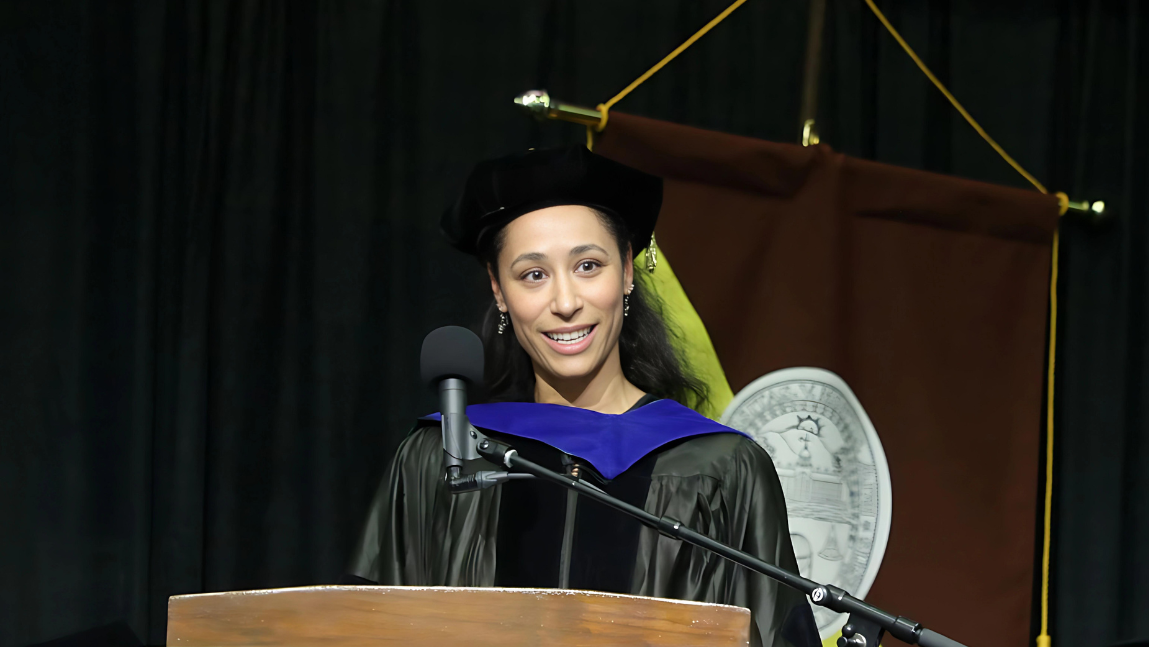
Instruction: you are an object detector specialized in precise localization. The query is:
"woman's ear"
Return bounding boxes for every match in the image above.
[487,264,506,311]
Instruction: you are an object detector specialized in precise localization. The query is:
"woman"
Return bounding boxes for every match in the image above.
[346,146,817,647]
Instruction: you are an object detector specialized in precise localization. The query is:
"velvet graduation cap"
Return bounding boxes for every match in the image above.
[440,146,663,259]
[425,400,747,480]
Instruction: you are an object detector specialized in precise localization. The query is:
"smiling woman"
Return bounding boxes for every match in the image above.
[346,147,818,647]
[480,203,704,413]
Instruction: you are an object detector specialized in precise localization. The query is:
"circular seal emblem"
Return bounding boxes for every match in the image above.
[721,367,892,639]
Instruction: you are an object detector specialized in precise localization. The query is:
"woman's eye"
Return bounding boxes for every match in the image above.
[577,261,600,273]
[523,270,545,282]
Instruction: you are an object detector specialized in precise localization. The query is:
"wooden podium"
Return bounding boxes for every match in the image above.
[168,585,751,646]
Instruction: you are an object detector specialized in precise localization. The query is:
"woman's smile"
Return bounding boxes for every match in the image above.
[542,324,598,355]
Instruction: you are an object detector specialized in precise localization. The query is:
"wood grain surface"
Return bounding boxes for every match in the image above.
[167,585,751,646]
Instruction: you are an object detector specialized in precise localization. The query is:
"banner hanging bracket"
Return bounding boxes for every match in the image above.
[1059,197,1107,221]
[515,90,602,128]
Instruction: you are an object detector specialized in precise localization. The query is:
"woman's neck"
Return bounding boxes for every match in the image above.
[533,348,646,414]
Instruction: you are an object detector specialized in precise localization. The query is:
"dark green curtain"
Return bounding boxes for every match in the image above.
[0,1,1144,646]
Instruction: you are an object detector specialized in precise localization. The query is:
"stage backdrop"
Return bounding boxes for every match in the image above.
[599,112,1058,647]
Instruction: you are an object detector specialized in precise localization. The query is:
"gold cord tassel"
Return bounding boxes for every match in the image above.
[645,235,659,272]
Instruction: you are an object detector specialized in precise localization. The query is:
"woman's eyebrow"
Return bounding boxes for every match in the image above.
[569,244,609,257]
[511,251,547,265]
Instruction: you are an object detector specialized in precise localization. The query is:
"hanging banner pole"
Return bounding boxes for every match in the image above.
[512,89,1105,220]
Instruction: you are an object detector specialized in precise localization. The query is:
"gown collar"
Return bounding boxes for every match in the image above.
[423,399,746,479]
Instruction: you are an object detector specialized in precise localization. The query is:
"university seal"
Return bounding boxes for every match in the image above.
[722,367,893,639]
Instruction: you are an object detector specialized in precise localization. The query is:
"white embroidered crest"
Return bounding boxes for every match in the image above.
[722,367,892,639]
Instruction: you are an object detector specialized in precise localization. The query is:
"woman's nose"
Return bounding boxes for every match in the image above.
[550,275,582,318]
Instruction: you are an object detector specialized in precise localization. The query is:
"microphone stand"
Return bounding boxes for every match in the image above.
[467,434,968,647]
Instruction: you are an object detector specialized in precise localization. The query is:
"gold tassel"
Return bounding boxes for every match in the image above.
[645,234,659,272]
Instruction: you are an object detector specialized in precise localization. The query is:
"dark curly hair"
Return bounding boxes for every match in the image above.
[477,208,707,410]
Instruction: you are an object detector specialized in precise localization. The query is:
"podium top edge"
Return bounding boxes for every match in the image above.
[168,585,751,613]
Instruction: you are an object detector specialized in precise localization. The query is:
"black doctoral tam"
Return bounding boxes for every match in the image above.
[441,146,662,258]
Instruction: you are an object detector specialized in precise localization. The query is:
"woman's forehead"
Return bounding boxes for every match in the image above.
[500,205,614,257]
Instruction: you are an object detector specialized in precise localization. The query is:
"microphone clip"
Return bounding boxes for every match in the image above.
[445,424,533,493]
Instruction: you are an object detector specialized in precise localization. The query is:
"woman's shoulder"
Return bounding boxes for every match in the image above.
[650,430,776,481]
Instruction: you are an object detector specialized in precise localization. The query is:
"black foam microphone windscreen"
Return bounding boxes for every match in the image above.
[420,326,484,387]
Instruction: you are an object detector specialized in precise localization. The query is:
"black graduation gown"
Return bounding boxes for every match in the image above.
[346,400,819,647]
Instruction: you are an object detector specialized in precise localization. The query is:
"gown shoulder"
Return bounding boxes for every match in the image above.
[651,430,780,481]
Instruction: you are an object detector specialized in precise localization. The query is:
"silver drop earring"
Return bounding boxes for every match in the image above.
[498,311,508,334]
[623,294,630,317]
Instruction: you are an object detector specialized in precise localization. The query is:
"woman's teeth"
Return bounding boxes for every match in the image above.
[545,326,593,344]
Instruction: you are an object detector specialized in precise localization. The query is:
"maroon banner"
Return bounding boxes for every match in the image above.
[598,112,1057,647]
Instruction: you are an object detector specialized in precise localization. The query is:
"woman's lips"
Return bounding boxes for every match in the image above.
[541,324,597,355]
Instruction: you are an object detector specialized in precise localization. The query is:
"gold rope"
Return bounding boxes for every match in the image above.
[862,2,1061,645]
[1038,228,1058,647]
[586,0,750,147]
[863,0,1048,194]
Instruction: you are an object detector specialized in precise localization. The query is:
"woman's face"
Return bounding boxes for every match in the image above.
[490,205,633,385]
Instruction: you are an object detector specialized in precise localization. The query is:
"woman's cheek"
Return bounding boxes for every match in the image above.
[591,283,624,314]
[510,288,546,328]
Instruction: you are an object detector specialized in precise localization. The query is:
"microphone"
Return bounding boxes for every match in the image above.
[420,326,485,485]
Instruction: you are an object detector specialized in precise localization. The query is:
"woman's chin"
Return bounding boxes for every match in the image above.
[538,353,602,383]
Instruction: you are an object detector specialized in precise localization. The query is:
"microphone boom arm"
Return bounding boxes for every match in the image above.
[472,436,967,647]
